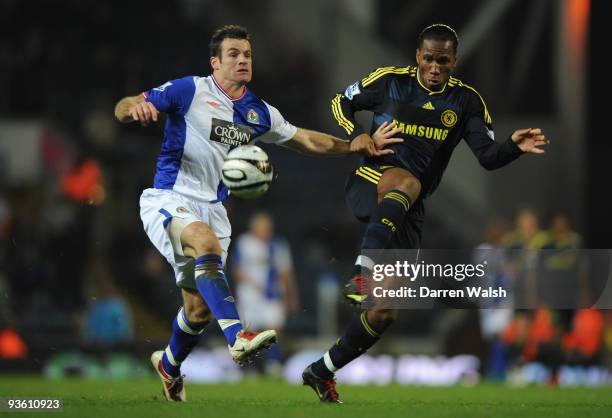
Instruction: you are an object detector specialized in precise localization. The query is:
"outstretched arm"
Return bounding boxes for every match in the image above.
[282,121,403,157]
[282,127,396,157]
[464,117,550,170]
[114,94,160,126]
[281,128,355,155]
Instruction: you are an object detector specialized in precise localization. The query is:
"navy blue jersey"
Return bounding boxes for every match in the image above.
[334,66,523,198]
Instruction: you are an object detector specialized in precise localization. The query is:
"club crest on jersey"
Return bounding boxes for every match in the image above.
[247,109,259,124]
[345,81,361,100]
[176,206,189,214]
[211,118,254,146]
[441,109,458,128]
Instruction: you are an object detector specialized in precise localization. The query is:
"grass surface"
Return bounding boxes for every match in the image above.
[1,376,611,418]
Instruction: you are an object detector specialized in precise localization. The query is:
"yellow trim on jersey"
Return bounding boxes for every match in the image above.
[360,312,379,338]
[355,168,380,184]
[416,68,448,95]
[360,166,382,178]
[361,66,413,87]
[331,94,354,134]
[449,77,492,125]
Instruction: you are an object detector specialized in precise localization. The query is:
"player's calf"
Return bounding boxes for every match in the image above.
[160,307,209,378]
[366,309,398,332]
[309,311,382,382]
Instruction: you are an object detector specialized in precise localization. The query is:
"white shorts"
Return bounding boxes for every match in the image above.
[139,188,231,289]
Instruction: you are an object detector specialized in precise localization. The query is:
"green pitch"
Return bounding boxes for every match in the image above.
[0,376,610,418]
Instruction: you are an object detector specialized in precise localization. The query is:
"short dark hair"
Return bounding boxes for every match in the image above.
[418,24,459,53]
[209,25,251,58]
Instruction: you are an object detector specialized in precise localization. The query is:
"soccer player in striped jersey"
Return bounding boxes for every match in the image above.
[303,24,550,403]
[114,25,393,402]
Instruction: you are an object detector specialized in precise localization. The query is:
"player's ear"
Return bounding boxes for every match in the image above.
[415,49,421,65]
[210,56,221,71]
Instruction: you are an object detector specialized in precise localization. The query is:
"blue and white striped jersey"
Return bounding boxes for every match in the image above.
[143,75,297,202]
[233,234,293,301]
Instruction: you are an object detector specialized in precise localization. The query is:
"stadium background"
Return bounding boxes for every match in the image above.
[0,0,607,390]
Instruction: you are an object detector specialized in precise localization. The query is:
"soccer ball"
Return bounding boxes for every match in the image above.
[222,145,273,199]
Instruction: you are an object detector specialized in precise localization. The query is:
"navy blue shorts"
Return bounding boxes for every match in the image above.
[345,163,423,249]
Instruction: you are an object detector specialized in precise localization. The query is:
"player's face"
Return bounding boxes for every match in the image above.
[517,210,538,236]
[416,39,457,91]
[214,38,252,84]
[250,214,273,241]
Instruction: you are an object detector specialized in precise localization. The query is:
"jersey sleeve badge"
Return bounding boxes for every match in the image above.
[344,81,361,100]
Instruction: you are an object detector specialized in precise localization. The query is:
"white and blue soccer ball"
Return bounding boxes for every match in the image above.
[222,145,273,199]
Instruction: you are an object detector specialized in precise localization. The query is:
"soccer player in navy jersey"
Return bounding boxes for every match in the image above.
[302,24,550,403]
[115,25,395,401]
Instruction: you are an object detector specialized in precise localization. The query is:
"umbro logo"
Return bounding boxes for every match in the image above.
[422,101,435,110]
[224,296,235,303]
[207,101,221,107]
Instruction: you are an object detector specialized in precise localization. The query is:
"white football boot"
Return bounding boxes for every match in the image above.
[229,329,277,365]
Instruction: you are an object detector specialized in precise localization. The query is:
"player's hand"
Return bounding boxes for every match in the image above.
[350,134,378,157]
[511,128,550,154]
[128,101,159,127]
[351,127,402,157]
[372,121,403,155]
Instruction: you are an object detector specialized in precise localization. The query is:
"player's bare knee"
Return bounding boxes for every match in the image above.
[377,170,421,204]
[181,222,223,258]
[398,176,421,201]
[191,238,222,258]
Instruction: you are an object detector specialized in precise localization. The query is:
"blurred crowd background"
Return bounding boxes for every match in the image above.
[1,0,607,385]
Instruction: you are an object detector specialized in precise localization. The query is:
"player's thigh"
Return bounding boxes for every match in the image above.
[181,287,213,323]
[377,167,421,204]
[172,219,223,258]
[345,171,378,222]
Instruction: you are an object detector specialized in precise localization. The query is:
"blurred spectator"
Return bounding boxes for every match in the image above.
[500,209,602,383]
[83,258,133,345]
[503,207,547,250]
[61,158,105,205]
[474,219,512,380]
[0,327,27,360]
[536,212,587,327]
[500,209,551,373]
[231,212,299,375]
[502,208,548,307]
[561,309,604,365]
